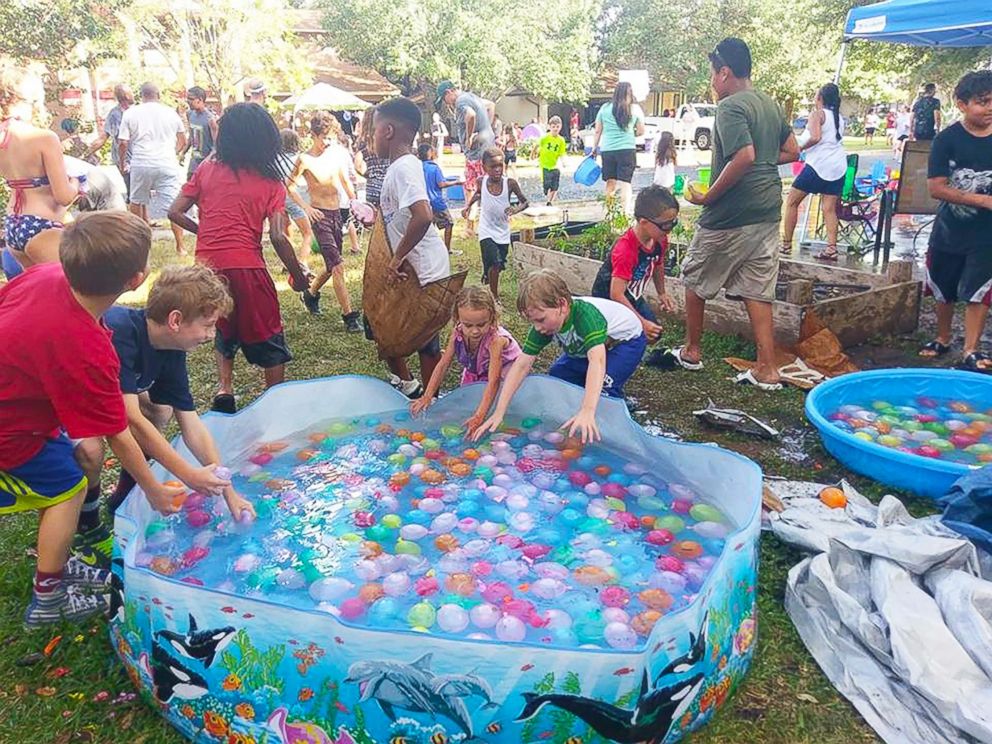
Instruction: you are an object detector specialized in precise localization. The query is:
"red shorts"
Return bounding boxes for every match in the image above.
[213,267,291,368]
[464,159,485,196]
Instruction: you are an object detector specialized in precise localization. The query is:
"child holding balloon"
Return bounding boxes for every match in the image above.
[411,286,522,432]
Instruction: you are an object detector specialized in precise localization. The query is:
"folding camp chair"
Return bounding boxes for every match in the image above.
[834,154,881,256]
[798,154,880,256]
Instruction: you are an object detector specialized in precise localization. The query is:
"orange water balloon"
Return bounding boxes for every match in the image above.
[671,540,703,559]
[819,486,847,509]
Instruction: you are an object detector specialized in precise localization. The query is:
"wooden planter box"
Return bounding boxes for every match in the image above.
[511,241,921,348]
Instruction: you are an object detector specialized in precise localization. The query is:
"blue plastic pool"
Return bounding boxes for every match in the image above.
[806,368,992,499]
[112,376,761,743]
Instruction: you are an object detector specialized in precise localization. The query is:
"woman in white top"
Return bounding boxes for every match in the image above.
[782,83,848,261]
[893,104,911,158]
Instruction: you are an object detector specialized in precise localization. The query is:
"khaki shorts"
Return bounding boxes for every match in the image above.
[681,222,780,302]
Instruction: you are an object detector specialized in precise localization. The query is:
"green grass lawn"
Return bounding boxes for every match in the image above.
[0,230,914,744]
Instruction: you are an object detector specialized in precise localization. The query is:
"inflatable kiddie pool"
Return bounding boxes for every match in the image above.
[111,376,761,744]
[806,369,992,499]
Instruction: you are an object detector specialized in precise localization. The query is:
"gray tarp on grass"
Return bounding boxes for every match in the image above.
[766,481,992,744]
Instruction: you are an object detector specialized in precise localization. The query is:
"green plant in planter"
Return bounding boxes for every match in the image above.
[516,139,539,161]
[573,197,630,259]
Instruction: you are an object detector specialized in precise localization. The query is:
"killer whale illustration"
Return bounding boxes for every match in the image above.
[155,613,236,668]
[345,652,498,739]
[150,643,209,703]
[516,612,709,744]
[109,556,125,624]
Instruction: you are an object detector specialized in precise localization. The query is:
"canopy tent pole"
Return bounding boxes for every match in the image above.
[834,40,849,85]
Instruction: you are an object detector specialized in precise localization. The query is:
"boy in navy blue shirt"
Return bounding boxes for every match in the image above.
[418,142,461,253]
[100,265,254,539]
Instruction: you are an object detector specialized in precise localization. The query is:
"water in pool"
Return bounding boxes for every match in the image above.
[827,395,992,465]
[136,411,733,650]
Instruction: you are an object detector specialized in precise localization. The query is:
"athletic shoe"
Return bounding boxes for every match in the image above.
[388,374,402,388]
[24,587,109,629]
[396,378,423,398]
[63,555,112,592]
[301,290,321,315]
[72,525,113,569]
[342,311,362,333]
[211,393,236,414]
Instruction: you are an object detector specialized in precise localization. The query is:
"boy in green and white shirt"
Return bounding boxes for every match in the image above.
[538,116,568,205]
[472,269,646,444]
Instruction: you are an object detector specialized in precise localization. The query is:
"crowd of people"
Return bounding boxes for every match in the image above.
[1,37,991,631]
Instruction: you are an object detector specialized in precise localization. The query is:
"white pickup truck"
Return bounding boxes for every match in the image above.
[646,102,717,150]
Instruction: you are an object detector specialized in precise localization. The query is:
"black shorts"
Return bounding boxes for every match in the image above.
[361,315,442,356]
[865,127,876,135]
[542,168,561,194]
[793,164,845,196]
[925,247,992,306]
[215,331,292,368]
[601,149,637,183]
[480,238,509,276]
[504,151,517,164]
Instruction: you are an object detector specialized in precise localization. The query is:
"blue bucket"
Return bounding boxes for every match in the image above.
[445,176,465,202]
[573,156,601,186]
[805,369,992,499]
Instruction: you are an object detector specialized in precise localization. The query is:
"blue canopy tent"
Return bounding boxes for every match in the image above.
[835,0,992,83]
[843,0,992,47]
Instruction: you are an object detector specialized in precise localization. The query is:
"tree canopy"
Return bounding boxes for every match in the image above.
[320,0,601,101]
[0,0,124,69]
[125,0,312,101]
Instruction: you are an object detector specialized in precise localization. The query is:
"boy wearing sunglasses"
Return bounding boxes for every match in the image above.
[592,185,679,344]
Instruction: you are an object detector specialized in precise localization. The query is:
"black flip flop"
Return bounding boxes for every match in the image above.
[958,351,992,374]
[918,340,951,358]
[211,393,236,414]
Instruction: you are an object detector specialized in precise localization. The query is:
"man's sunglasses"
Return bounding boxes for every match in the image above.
[637,215,679,232]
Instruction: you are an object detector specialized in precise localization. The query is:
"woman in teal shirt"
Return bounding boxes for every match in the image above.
[592,82,645,214]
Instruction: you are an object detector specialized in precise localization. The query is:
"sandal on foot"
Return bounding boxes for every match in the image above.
[815,245,839,262]
[779,243,793,256]
[918,340,951,358]
[735,369,783,391]
[211,394,236,414]
[651,346,704,371]
[958,351,992,374]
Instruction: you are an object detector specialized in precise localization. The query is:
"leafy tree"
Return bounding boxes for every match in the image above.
[0,0,125,68]
[598,0,752,97]
[320,0,601,101]
[126,0,312,101]
[597,0,992,108]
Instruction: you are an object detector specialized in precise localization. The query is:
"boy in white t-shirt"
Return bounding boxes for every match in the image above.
[371,97,452,397]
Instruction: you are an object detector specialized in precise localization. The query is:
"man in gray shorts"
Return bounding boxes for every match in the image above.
[680,37,799,389]
[117,82,188,255]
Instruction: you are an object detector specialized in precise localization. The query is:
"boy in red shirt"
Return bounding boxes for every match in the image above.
[591,185,679,355]
[0,212,183,627]
[169,103,310,413]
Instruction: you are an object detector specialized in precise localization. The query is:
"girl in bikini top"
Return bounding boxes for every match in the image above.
[0,63,80,265]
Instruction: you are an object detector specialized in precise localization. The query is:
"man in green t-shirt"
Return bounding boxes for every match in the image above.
[538,116,568,206]
[676,37,799,390]
[471,269,645,444]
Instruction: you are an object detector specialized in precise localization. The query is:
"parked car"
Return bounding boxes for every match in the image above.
[576,117,661,152]
[646,103,717,150]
